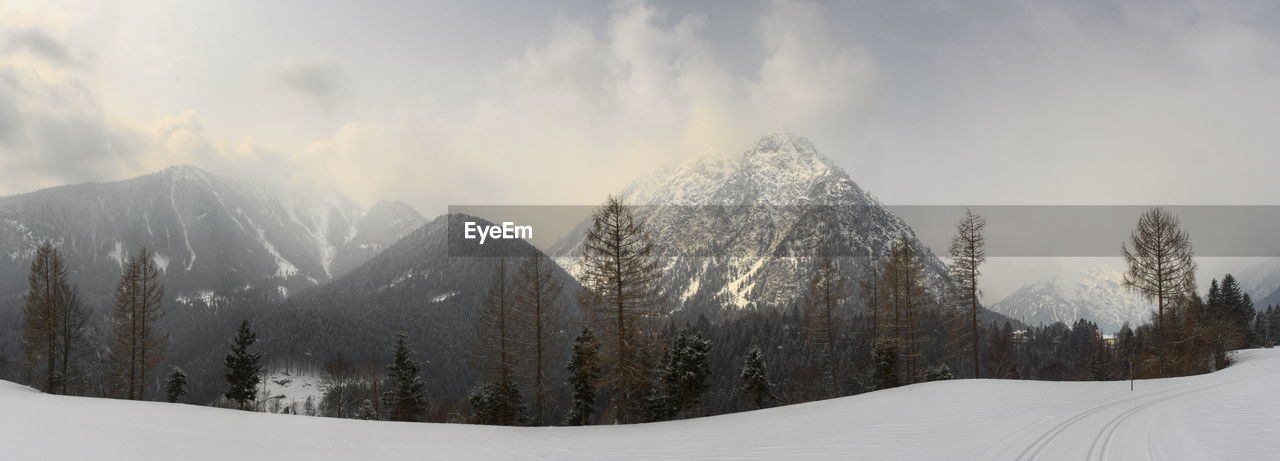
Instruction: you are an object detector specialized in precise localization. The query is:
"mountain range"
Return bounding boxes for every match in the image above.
[0,165,423,310]
[987,266,1154,334]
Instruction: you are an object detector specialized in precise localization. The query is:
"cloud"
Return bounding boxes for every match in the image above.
[275,58,350,113]
[3,29,77,66]
[295,0,879,213]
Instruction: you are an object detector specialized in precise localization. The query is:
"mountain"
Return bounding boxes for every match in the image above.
[0,166,424,394]
[0,165,423,309]
[251,214,582,403]
[550,132,952,318]
[988,266,1154,333]
[1236,258,1280,308]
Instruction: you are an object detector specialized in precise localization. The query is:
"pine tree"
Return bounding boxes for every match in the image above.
[511,249,565,426]
[738,346,774,409]
[468,380,528,426]
[871,339,899,390]
[384,332,428,422]
[224,319,263,410]
[987,322,1019,379]
[804,254,849,397]
[923,364,953,381]
[564,328,602,426]
[655,330,711,419]
[165,367,187,403]
[1087,344,1111,381]
[110,248,167,400]
[580,196,663,424]
[948,209,986,378]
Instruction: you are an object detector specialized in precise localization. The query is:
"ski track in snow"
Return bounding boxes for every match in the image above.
[3,349,1280,460]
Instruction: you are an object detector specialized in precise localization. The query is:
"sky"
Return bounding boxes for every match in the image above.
[3,0,1280,297]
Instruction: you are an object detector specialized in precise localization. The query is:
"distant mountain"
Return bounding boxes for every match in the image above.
[0,165,423,309]
[1236,258,1280,308]
[988,267,1154,334]
[253,213,582,403]
[551,132,954,319]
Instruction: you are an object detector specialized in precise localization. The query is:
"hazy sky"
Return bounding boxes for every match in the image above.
[5,0,1280,213]
[4,0,1280,299]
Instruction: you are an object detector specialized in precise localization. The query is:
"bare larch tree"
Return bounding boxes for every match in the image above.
[580,196,663,424]
[512,249,565,426]
[879,237,929,384]
[949,209,986,378]
[22,241,77,393]
[474,259,516,384]
[111,247,167,400]
[804,254,850,397]
[1122,208,1196,351]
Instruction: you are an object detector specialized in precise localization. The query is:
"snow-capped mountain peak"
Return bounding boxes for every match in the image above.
[555,132,950,316]
[989,265,1154,333]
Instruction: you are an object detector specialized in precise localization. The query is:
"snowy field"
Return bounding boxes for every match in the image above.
[4,349,1279,460]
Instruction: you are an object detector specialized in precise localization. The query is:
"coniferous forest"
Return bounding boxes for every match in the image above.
[9,198,1270,426]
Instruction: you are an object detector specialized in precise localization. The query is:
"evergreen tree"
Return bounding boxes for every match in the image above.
[564,328,602,426]
[738,346,774,409]
[383,332,428,422]
[923,364,953,382]
[871,339,900,390]
[223,319,263,410]
[468,380,527,426]
[165,366,187,403]
[655,330,711,419]
[580,196,663,423]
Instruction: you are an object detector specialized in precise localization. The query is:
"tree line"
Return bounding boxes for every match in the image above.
[13,203,1276,426]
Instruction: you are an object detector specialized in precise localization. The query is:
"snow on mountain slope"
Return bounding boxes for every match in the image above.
[0,165,423,310]
[551,132,951,316]
[988,266,1154,333]
[1237,257,1280,308]
[3,348,1278,460]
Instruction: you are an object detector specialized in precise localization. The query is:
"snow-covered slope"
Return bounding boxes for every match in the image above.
[3,348,1278,460]
[988,266,1154,333]
[551,132,950,316]
[0,165,423,309]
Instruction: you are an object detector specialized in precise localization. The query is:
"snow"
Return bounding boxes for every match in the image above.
[169,177,197,271]
[151,252,169,274]
[108,241,125,269]
[262,369,324,410]
[4,347,1279,460]
[990,265,1155,333]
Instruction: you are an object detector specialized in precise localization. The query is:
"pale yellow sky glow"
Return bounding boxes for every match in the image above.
[3,0,1280,219]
